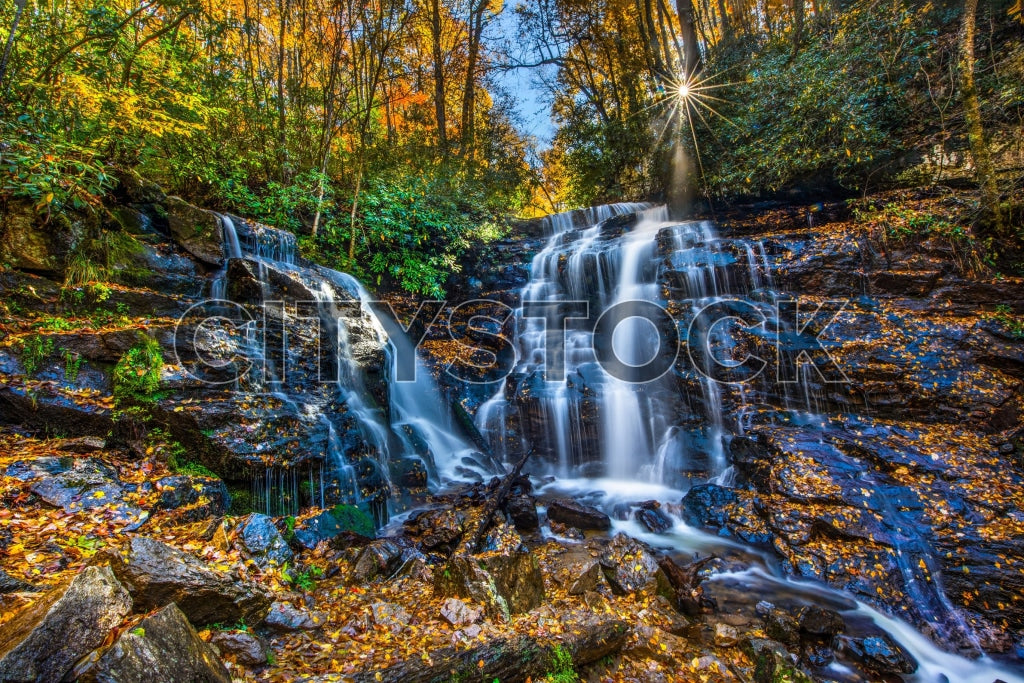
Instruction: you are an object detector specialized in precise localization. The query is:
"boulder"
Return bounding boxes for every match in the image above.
[635,501,673,534]
[238,514,293,570]
[403,508,466,552]
[165,196,224,267]
[505,495,539,531]
[0,566,132,682]
[91,603,230,683]
[264,602,327,633]
[714,622,739,647]
[840,634,917,675]
[568,562,605,596]
[546,499,611,531]
[599,534,672,598]
[370,602,412,634]
[433,554,504,618]
[0,202,71,273]
[439,598,483,627]
[107,536,271,627]
[480,549,546,614]
[796,605,845,637]
[154,475,229,522]
[209,630,270,667]
[351,539,404,583]
[763,608,800,648]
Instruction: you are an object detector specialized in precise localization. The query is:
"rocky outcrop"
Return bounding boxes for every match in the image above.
[165,196,223,266]
[89,603,231,683]
[0,566,132,682]
[107,536,272,627]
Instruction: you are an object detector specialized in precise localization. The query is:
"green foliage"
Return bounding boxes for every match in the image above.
[18,335,55,376]
[112,335,164,405]
[545,645,577,683]
[281,563,323,592]
[330,504,376,537]
[853,199,983,273]
[990,304,1024,338]
[63,349,83,383]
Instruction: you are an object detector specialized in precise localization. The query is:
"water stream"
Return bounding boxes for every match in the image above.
[473,205,1023,682]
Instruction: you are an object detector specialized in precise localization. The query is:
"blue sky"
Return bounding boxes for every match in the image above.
[487,6,556,146]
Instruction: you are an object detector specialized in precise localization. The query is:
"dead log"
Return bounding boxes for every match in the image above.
[352,616,629,683]
[658,555,715,616]
[462,448,534,554]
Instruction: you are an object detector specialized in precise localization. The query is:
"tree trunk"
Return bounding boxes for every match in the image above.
[430,0,448,152]
[352,618,629,683]
[276,0,289,181]
[789,0,804,63]
[0,0,28,92]
[675,0,702,78]
[460,0,486,157]
[959,0,1003,233]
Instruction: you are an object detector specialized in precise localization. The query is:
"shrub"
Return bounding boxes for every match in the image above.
[113,335,164,405]
[18,335,55,376]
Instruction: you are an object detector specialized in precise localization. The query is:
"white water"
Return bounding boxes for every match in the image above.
[473,204,1022,681]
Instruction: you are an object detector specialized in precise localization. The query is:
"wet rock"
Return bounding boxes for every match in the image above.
[568,562,604,595]
[370,602,412,634]
[0,569,36,594]
[763,608,800,648]
[351,539,404,583]
[635,501,673,534]
[403,508,466,552]
[742,638,811,683]
[546,498,611,530]
[0,383,114,438]
[626,624,688,663]
[30,458,123,510]
[209,630,270,667]
[165,196,223,266]
[238,514,293,570]
[599,534,672,599]
[840,634,917,674]
[155,475,229,522]
[680,483,739,530]
[91,603,230,683]
[481,549,546,615]
[797,605,845,637]
[56,436,107,454]
[433,554,503,617]
[0,566,132,682]
[714,622,739,647]
[107,536,271,627]
[804,642,834,666]
[264,602,327,632]
[548,520,585,539]
[440,598,483,627]
[505,495,539,531]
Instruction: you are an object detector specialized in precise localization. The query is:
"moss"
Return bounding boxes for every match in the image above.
[330,503,376,537]
[228,487,255,516]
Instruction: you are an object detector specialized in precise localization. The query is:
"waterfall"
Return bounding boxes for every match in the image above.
[476,204,790,486]
[210,216,477,521]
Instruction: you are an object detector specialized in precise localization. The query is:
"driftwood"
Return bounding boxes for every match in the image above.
[352,617,629,683]
[658,555,715,616]
[462,448,535,554]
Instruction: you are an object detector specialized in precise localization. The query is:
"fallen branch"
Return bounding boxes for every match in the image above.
[462,448,534,554]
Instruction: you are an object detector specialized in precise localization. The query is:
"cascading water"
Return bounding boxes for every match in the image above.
[474,204,1023,683]
[476,203,788,485]
[210,213,476,521]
